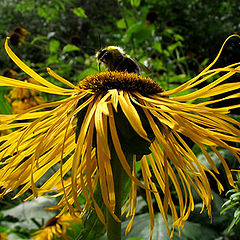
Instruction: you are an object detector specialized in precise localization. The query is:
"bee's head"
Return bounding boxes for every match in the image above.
[96,48,113,63]
[96,46,125,72]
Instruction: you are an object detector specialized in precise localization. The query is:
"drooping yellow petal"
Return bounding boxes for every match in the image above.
[118,91,149,141]
[141,157,155,240]
[4,37,74,93]
[108,104,151,191]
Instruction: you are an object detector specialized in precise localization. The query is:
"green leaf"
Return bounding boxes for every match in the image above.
[174,56,187,63]
[62,44,80,54]
[123,23,143,42]
[2,197,57,230]
[178,219,217,240]
[174,34,184,41]
[227,217,239,232]
[0,225,8,232]
[230,192,240,200]
[234,207,240,218]
[37,6,59,22]
[120,213,169,240]
[14,0,35,13]
[74,68,97,81]
[75,182,106,240]
[117,18,126,29]
[123,23,154,44]
[31,36,49,44]
[49,39,60,53]
[167,41,182,52]
[0,87,11,114]
[226,189,238,196]
[168,74,188,83]
[164,28,174,35]
[58,1,66,11]
[221,199,232,209]
[163,49,170,57]
[130,0,141,7]
[153,42,162,53]
[126,238,142,240]
[73,7,87,18]
[201,58,209,67]
[37,6,48,18]
[47,55,59,64]
[197,149,230,170]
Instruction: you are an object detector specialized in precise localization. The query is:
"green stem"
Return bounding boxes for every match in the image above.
[107,151,123,240]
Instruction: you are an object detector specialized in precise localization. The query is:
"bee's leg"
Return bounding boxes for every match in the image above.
[98,62,101,72]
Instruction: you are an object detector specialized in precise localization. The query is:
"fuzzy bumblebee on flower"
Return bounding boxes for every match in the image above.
[0,35,240,240]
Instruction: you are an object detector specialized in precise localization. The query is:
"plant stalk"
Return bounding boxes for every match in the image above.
[107,151,123,240]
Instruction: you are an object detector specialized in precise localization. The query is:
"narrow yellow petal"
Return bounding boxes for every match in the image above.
[47,67,78,89]
[109,89,119,112]
[5,37,73,92]
[108,104,150,190]
[119,91,149,141]
[141,157,154,240]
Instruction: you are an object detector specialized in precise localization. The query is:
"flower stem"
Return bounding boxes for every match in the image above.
[107,151,123,240]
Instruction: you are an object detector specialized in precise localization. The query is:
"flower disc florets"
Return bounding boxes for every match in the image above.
[79,71,164,95]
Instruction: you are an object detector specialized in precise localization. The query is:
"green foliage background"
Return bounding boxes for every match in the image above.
[0,0,239,239]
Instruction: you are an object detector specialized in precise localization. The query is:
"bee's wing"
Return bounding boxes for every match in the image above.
[133,59,151,74]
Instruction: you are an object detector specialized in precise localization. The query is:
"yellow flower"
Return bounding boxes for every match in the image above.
[13,26,30,36]
[9,26,29,46]
[6,77,44,114]
[0,233,8,240]
[32,213,81,240]
[3,69,18,78]
[0,35,240,238]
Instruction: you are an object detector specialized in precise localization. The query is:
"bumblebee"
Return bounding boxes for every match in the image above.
[96,46,149,74]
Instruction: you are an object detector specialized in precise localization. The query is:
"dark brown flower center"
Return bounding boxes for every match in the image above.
[78,71,164,95]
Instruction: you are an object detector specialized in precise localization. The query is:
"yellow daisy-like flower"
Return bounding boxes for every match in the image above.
[2,69,18,78]
[0,233,8,240]
[33,213,81,240]
[0,35,240,239]
[6,77,44,114]
[9,26,29,46]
